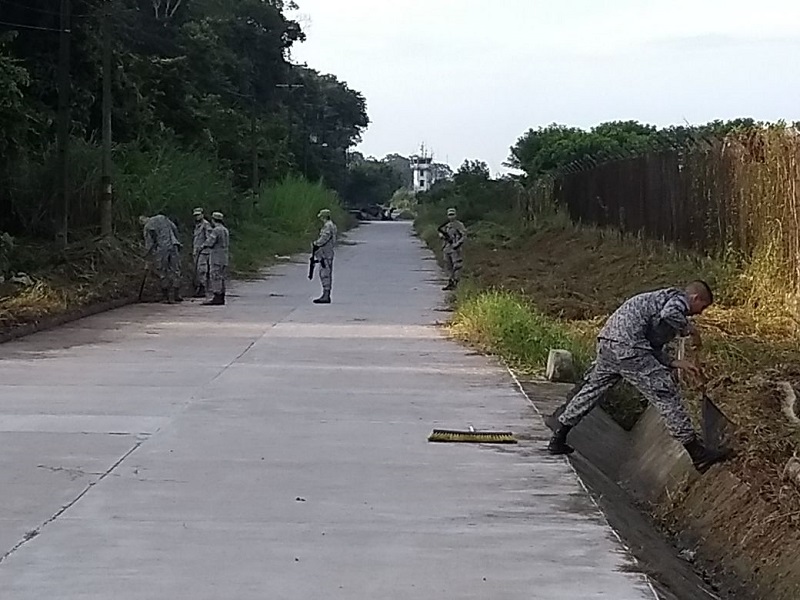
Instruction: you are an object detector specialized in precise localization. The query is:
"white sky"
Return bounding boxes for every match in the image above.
[289,0,800,174]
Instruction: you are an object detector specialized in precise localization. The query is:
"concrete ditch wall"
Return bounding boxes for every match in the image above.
[523,379,799,599]
[623,406,800,600]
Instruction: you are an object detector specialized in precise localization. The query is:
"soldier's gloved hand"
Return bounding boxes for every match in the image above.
[686,324,703,350]
[671,359,701,379]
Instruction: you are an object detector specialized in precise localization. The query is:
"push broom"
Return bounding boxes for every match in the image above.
[428,425,517,444]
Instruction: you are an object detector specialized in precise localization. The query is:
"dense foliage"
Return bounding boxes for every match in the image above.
[0,0,368,236]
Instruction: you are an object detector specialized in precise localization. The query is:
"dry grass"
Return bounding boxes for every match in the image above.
[462,222,800,519]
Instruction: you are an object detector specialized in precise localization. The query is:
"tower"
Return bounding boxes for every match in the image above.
[410,144,435,193]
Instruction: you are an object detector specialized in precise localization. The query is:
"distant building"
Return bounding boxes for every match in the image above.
[410,145,435,193]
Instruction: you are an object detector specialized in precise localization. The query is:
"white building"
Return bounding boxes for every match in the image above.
[410,145,435,193]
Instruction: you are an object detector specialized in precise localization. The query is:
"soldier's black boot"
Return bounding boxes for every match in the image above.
[313,290,331,304]
[442,279,455,291]
[162,288,172,304]
[683,437,731,474]
[203,293,224,306]
[547,424,575,455]
[193,285,206,298]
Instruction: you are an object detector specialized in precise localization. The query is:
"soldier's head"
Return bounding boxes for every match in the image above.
[318,208,331,222]
[685,280,714,315]
[193,207,204,222]
[138,215,148,226]
[211,211,224,224]
[446,207,457,222]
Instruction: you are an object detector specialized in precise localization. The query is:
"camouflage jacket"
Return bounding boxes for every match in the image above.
[204,223,229,267]
[440,220,466,251]
[143,215,180,254]
[314,220,338,259]
[193,219,213,256]
[597,288,691,365]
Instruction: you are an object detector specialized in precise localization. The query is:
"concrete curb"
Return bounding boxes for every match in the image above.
[0,295,137,345]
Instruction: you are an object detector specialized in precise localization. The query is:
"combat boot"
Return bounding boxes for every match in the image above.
[683,437,731,473]
[313,291,331,304]
[203,293,224,306]
[442,279,456,291]
[193,285,206,298]
[162,288,172,304]
[547,424,575,455]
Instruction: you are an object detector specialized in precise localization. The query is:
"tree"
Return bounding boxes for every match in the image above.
[342,160,404,208]
[0,0,369,235]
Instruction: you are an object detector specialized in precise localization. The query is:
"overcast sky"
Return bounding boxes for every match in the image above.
[289,1,800,174]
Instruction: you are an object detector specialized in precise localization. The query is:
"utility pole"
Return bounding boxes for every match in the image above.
[275,83,304,178]
[100,0,113,236]
[251,95,258,195]
[57,0,72,245]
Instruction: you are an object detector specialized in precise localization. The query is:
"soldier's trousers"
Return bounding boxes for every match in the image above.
[558,343,696,444]
[155,246,181,291]
[444,248,463,282]
[318,256,333,292]
[194,252,210,288]
[209,264,227,295]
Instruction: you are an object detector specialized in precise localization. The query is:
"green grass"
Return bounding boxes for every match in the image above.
[230,176,349,274]
[451,288,592,372]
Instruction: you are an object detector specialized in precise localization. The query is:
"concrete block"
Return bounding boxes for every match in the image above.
[546,349,574,383]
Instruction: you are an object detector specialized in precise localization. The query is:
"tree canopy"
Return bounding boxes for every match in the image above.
[0,0,369,234]
[507,119,762,180]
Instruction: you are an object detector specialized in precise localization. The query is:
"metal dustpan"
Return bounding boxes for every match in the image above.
[701,393,736,452]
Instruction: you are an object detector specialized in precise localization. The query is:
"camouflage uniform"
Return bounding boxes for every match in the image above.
[193,218,212,290]
[204,221,229,295]
[314,219,338,294]
[442,220,467,284]
[558,288,696,444]
[143,215,181,293]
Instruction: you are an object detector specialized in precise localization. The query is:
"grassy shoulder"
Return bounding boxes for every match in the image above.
[416,202,800,516]
[0,176,348,330]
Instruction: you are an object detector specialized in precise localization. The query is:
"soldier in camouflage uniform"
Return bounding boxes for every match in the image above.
[140,214,183,304]
[192,207,213,298]
[548,281,729,473]
[202,211,229,306]
[439,207,467,291]
[312,208,337,304]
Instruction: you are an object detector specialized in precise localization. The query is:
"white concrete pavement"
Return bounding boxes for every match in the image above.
[0,222,656,599]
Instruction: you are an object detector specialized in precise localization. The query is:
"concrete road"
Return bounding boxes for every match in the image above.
[0,222,655,599]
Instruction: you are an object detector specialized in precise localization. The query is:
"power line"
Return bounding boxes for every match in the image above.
[0,0,90,18]
[0,19,69,32]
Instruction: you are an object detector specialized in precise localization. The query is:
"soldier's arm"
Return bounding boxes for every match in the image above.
[314,224,333,248]
[203,228,218,249]
[143,226,155,253]
[453,222,467,248]
[659,297,690,335]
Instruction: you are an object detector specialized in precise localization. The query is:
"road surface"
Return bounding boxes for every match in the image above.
[0,222,655,599]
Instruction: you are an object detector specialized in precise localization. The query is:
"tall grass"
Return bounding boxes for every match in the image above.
[231,176,347,273]
[114,142,235,231]
[551,127,800,320]
[451,289,592,372]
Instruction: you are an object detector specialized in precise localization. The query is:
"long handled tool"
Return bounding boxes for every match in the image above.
[137,265,149,302]
[428,425,517,444]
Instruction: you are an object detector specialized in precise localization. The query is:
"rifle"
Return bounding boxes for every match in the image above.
[308,253,317,280]
[437,222,453,245]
